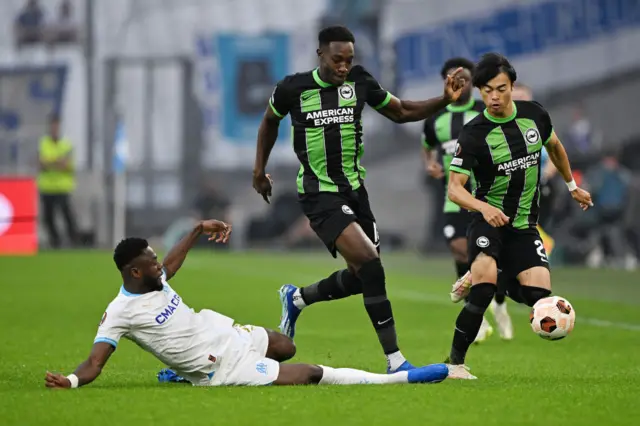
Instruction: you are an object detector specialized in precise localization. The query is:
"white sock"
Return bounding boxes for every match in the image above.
[319,366,408,385]
[292,288,307,309]
[385,350,407,372]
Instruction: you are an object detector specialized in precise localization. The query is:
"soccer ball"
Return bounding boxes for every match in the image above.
[529,296,575,340]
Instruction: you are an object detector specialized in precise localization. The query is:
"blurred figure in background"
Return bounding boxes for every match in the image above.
[37,113,78,248]
[583,151,636,269]
[14,0,44,48]
[163,177,232,251]
[46,0,79,46]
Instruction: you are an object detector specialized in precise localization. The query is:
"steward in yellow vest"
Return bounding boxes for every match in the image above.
[37,114,78,248]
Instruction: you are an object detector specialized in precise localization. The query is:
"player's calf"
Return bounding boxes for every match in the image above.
[265,330,296,362]
[449,282,497,365]
[273,363,449,386]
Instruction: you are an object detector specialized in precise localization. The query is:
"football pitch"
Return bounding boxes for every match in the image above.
[1,250,639,425]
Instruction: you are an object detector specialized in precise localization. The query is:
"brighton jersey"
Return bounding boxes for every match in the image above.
[94,272,236,379]
[422,98,483,213]
[450,100,554,229]
[269,65,392,194]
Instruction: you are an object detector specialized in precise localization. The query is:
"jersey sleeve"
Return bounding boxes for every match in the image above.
[531,101,554,144]
[422,118,438,149]
[268,78,293,118]
[358,66,392,110]
[94,303,129,349]
[449,128,479,176]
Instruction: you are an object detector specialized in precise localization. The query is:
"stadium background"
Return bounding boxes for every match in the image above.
[1,1,639,425]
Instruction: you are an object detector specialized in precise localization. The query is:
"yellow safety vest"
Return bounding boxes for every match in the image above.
[37,136,76,194]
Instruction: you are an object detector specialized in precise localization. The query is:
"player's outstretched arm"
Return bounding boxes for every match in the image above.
[448,171,509,227]
[253,106,281,203]
[45,342,114,389]
[162,219,231,280]
[377,68,467,123]
[544,132,593,210]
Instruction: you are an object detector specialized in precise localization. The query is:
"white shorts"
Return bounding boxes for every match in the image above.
[208,324,280,386]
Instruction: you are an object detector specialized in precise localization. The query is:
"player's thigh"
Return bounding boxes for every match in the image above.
[352,185,381,252]
[503,229,551,289]
[298,192,358,258]
[335,222,379,268]
[214,351,280,386]
[467,216,502,284]
[517,267,551,290]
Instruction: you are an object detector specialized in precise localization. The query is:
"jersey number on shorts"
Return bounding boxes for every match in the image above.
[534,240,548,263]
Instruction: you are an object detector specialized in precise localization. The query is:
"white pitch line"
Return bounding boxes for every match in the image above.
[394,290,640,332]
[183,259,640,332]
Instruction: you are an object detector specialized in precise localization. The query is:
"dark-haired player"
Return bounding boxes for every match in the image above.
[44,219,450,389]
[443,53,592,378]
[252,25,468,376]
[421,57,512,343]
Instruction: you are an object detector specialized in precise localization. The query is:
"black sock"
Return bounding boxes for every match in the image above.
[358,258,399,355]
[455,261,469,278]
[450,283,496,364]
[520,286,552,307]
[494,272,507,304]
[300,269,362,306]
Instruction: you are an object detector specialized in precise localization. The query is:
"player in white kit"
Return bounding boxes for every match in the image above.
[45,219,454,389]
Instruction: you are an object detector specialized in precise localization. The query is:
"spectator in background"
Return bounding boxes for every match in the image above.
[46,0,79,46]
[191,179,231,224]
[37,114,78,248]
[14,0,45,48]
[583,151,636,269]
[567,105,601,157]
[163,178,231,251]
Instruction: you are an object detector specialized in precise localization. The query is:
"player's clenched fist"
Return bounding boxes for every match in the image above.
[480,204,510,228]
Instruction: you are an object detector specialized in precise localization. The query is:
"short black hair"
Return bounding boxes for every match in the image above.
[440,57,475,79]
[113,237,149,271]
[318,26,355,47]
[472,53,517,88]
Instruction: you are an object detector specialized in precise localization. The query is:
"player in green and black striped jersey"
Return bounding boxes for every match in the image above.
[253,26,467,374]
[422,58,482,278]
[422,57,512,344]
[443,53,593,376]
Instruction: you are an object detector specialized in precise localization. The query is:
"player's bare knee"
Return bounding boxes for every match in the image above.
[470,253,498,284]
[266,331,296,361]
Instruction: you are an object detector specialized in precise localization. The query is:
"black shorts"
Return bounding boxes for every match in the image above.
[467,214,550,277]
[298,185,379,258]
[443,211,471,243]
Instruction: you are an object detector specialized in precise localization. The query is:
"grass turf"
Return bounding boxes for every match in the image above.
[1,250,639,425]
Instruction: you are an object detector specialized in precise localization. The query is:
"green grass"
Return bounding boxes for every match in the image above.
[1,250,639,425]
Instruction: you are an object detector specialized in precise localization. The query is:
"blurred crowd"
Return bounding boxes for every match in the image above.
[14,0,79,49]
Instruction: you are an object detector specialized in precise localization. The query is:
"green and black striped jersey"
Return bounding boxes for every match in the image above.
[422,98,484,213]
[269,66,392,194]
[450,100,554,230]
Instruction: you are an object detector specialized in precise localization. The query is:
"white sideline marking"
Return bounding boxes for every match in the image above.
[185,259,640,332]
[395,290,640,332]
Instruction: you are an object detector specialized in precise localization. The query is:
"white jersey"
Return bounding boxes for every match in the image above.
[94,271,239,383]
